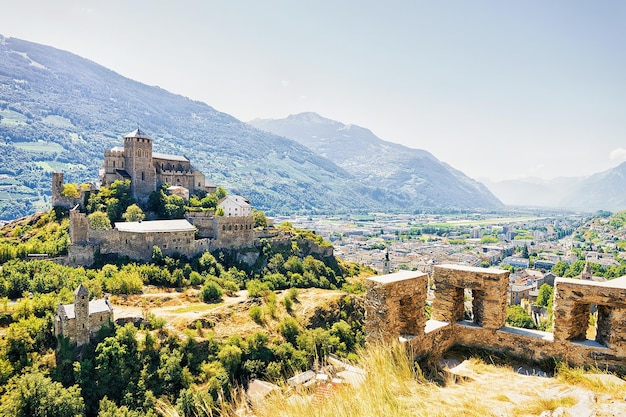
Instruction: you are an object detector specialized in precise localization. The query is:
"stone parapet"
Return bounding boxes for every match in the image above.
[366,266,626,372]
[365,270,428,344]
[432,264,509,329]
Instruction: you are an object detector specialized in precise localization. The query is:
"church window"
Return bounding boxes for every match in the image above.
[142,172,145,181]
[145,150,149,158]
[137,150,141,157]
[113,161,116,168]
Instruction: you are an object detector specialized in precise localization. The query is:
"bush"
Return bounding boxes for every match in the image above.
[200,282,222,303]
[249,306,264,324]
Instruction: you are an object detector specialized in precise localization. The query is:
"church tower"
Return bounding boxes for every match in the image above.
[74,284,90,346]
[124,129,156,201]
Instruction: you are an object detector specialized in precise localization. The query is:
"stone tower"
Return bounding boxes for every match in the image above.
[74,284,90,346]
[124,129,156,201]
[51,172,64,207]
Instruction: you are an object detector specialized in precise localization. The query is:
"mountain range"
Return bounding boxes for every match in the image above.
[483,162,626,212]
[249,113,502,210]
[0,35,505,220]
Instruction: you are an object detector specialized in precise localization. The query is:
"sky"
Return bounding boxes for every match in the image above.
[1,1,625,182]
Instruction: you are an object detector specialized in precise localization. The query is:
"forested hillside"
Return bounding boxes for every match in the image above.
[0,210,370,416]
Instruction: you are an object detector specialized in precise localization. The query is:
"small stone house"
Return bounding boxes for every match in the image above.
[54,284,113,346]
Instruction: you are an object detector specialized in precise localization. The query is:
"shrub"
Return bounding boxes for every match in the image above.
[200,282,222,303]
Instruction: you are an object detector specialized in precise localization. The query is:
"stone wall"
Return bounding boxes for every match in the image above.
[215,216,256,248]
[365,270,428,344]
[185,211,217,238]
[365,265,626,371]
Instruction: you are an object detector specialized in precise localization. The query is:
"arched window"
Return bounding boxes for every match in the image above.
[136,149,141,157]
[113,161,116,168]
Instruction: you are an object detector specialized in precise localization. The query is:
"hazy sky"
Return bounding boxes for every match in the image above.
[1,1,625,182]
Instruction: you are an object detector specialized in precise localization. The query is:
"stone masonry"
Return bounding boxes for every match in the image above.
[365,270,428,344]
[365,265,626,371]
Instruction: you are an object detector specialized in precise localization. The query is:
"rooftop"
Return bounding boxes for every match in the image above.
[153,152,189,163]
[124,129,151,139]
[59,298,112,319]
[115,219,196,233]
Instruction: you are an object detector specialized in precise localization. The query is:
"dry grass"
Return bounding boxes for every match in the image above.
[555,363,626,398]
[513,395,577,416]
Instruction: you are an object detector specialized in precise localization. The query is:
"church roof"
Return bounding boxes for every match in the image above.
[114,219,196,233]
[58,298,112,320]
[74,284,88,297]
[124,129,151,139]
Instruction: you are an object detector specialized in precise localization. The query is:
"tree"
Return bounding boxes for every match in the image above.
[536,283,553,307]
[218,344,242,376]
[520,244,529,259]
[163,195,185,219]
[215,207,225,217]
[200,282,223,303]
[506,305,535,329]
[0,372,85,417]
[216,186,227,200]
[252,209,267,228]
[122,204,145,222]
[61,183,80,197]
[88,211,111,230]
[552,261,569,277]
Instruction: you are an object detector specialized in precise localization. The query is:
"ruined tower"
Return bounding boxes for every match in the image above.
[124,129,156,201]
[51,172,65,207]
[74,284,90,346]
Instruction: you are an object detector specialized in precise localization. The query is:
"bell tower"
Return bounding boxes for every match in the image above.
[74,284,90,346]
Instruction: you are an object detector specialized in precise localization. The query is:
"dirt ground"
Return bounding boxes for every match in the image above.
[111,286,346,337]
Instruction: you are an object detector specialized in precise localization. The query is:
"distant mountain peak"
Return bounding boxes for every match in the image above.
[249,114,503,210]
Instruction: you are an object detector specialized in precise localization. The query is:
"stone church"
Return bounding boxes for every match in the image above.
[100,129,214,201]
[54,284,113,346]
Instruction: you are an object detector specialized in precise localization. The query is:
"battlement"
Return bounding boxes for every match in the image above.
[365,265,626,371]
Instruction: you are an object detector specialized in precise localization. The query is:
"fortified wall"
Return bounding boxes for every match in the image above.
[51,172,92,210]
[366,264,626,371]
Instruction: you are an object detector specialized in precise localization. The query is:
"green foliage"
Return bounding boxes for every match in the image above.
[0,372,85,417]
[0,212,70,263]
[215,186,227,200]
[89,211,112,230]
[536,284,554,308]
[252,209,267,228]
[61,182,80,197]
[506,305,535,329]
[249,306,264,324]
[480,235,499,244]
[122,204,145,222]
[200,282,223,303]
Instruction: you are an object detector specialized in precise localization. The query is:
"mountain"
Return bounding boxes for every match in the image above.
[481,177,580,208]
[482,162,626,212]
[0,36,502,221]
[249,112,503,210]
[0,35,386,220]
[560,162,626,212]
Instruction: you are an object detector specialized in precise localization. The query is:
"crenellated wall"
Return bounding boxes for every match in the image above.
[365,264,626,371]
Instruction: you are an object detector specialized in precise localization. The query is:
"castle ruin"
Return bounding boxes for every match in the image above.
[366,264,626,371]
